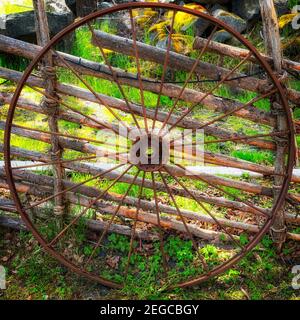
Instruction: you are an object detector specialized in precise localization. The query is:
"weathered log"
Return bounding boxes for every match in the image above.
[0,215,27,231]
[1,180,299,241]
[0,122,279,195]
[0,34,275,126]
[1,211,299,241]
[0,89,289,179]
[0,168,266,231]
[193,37,300,73]
[0,199,20,214]
[0,144,269,215]
[33,0,66,217]
[91,30,300,105]
[0,209,158,241]
[0,67,276,151]
[260,0,287,250]
[0,178,238,242]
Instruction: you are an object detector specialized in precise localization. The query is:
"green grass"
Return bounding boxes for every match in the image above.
[1,225,299,300]
[0,12,300,301]
[231,149,274,166]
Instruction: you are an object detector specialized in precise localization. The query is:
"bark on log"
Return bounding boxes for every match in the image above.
[0,210,158,240]
[0,144,269,215]
[0,34,275,126]
[0,122,281,196]
[0,168,265,231]
[193,37,300,74]
[260,0,287,250]
[0,178,238,242]
[91,30,300,105]
[0,67,278,151]
[33,0,65,217]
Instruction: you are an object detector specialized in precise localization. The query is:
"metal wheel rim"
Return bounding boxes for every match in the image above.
[4,2,296,289]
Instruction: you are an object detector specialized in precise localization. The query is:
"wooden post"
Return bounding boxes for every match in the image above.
[33,0,66,223]
[259,0,288,251]
[76,0,97,17]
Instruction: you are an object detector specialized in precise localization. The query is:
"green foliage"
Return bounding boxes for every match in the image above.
[107,234,131,253]
[288,0,299,9]
[200,244,219,263]
[164,236,193,266]
[239,233,249,246]
[231,149,274,165]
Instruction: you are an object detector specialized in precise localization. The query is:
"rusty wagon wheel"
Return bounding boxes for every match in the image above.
[4,2,295,289]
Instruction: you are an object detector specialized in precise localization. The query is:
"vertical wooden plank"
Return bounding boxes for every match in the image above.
[260,0,282,72]
[259,0,287,251]
[33,0,66,221]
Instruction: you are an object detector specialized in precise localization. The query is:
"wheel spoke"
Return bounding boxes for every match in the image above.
[12,124,130,150]
[162,166,244,249]
[24,163,126,211]
[27,84,121,136]
[175,130,289,147]
[52,49,132,132]
[88,22,142,131]
[12,155,97,170]
[129,9,148,133]
[48,164,133,246]
[171,162,270,217]
[84,167,140,267]
[151,172,168,272]
[166,52,253,134]
[198,88,278,130]
[159,25,218,133]
[125,171,146,278]
[158,170,209,271]
[152,9,177,131]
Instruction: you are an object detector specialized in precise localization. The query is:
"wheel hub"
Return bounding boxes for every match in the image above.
[129,132,170,172]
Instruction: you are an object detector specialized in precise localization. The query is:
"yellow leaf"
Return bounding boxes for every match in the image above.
[103,49,113,55]
[171,34,193,54]
[132,8,158,26]
[165,4,207,32]
[149,21,168,33]
[279,13,297,28]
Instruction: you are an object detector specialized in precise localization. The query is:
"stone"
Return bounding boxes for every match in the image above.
[211,8,247,43]
[195,18,211,37]
[212,29,232,43]
[213,8,247,33]
[65,0,76,16]
[274,0,290,16]
[97,2,113,10]
[232,0,289,21]
[45,0,74,36]
[0,0,74,44]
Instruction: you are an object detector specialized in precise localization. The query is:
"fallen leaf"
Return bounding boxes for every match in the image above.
[106,255,120,269]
